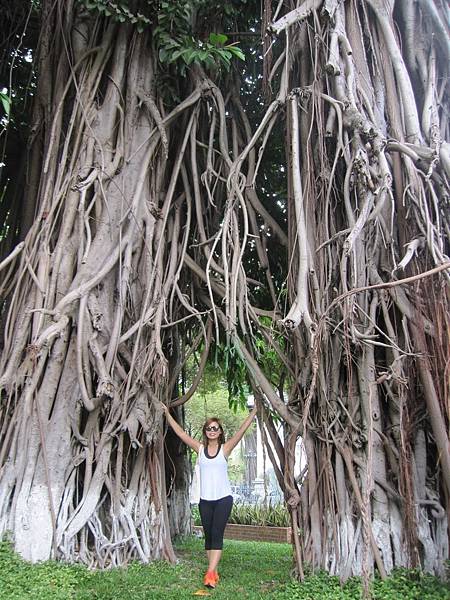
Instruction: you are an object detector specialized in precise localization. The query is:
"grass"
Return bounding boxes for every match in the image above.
[0,537,292,600]
[0,536,449,600]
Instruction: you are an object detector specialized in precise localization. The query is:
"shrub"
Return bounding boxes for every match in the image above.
[228,502,291,527]
[191,502,291,527]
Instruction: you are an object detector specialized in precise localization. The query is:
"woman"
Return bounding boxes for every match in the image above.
[162,403,258,588]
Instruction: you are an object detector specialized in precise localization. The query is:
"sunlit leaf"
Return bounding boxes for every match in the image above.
[0,92,11,117]
[209,32,228,46]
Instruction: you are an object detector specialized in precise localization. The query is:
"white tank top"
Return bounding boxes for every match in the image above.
[198,445,232,501]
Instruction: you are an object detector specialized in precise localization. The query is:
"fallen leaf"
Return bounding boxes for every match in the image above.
[193,590,210,596]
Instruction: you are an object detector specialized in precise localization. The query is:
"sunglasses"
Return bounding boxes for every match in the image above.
[205,426,220,432]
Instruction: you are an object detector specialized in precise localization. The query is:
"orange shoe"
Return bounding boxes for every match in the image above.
[213,571,220,584]
[203,571,216,588]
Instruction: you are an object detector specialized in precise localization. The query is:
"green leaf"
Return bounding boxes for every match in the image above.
[163,38,181,49]
[227,46,245,60]
[169,49,186,63]
[203,55,217,69]
[182,49,199,65]
[209,32,228,46]
[218,50,232,60]
[0,92,11,117]
[159,47,169,62]
[197,50,210,61]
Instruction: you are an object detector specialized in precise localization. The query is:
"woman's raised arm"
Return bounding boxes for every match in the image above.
[223,405,257,458]
[162,404,201,453]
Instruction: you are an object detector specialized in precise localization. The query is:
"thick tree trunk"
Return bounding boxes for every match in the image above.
[0,3,186,565]
[273,0,449,579]
[243,0,450,581]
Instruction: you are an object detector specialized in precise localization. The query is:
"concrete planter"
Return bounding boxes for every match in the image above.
[193,523,291,544]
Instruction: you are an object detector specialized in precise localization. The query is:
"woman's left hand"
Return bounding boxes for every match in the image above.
[160,402,170,416]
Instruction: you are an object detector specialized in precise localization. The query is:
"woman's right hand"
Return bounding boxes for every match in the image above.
[160,402,200,452]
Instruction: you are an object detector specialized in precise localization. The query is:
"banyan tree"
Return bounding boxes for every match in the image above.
[0,0,448,579]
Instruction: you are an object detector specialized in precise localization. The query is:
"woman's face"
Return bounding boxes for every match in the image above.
[205,421,221,441]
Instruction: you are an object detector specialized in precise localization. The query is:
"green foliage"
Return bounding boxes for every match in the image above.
[0,92,11,118]
[184,386,249,440]
[156,6,245,74]
[0,537,292,600]
[185,356,223,398]
[228,502,291,527]
[254,316,289,393]
[0,540,90,600]
[0,92,10,139]
[190,503,201,525]
[159,32,244,71]
[277,570,450,600]
[215,343,249,410]
[183,341,249,413]
[79,0,152,31]
[78,0,245,71]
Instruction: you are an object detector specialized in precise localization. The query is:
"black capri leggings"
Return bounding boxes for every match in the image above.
[199,495,233,550]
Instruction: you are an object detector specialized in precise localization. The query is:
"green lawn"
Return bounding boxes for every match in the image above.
[0,537,448,600]
[0,537,291,600]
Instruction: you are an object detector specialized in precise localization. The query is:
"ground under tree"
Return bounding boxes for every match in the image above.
[0,0,449,580]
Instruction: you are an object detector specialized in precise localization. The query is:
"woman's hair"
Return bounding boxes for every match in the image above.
[202,417,225,448]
